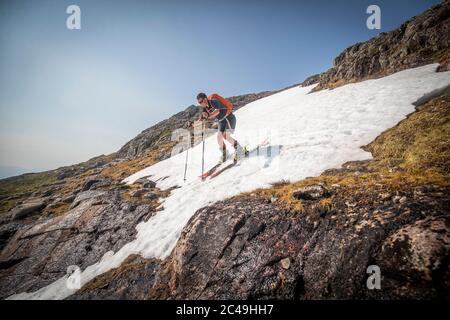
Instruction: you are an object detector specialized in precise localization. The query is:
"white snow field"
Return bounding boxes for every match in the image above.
[10,64,450,299]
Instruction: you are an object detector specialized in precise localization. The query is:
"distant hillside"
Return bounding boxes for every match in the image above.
[0,166,42,180]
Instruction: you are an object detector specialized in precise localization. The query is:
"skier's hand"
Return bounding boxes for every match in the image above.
[201,111,209,120]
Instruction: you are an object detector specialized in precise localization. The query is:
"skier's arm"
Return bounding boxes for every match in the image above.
[205,109,219,119]
[196,108,219,121]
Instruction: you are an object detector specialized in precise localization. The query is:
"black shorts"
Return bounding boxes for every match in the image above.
[218,113,236,133]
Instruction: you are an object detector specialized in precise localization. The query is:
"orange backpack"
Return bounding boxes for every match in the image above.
[208,93,233,117]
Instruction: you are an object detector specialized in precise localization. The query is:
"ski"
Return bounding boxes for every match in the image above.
[208,140,269,180]
[201,139,270,181]
[199,163,222,180]
[200,145,248,181]
[209,161,236,179]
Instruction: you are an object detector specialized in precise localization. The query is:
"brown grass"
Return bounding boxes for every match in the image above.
[101,141,176,181]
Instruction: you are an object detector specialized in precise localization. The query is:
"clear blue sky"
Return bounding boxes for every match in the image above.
[0,0,441,174]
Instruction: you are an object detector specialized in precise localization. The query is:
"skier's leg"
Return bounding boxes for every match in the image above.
[217,131,225,150]
[223,132,237,146]
[217,131,228,163]
[223,114,238,147]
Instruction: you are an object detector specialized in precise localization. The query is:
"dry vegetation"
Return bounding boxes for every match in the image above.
[101,141,176,181]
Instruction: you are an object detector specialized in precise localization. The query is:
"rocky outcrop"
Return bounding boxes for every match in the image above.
[293,185,330,200]
[72,180,449,300]
[313,1,450,90]
[0,190,157,299]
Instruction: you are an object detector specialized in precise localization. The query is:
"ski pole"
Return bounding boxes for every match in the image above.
[183,142,189,182]
[201,120,205,176]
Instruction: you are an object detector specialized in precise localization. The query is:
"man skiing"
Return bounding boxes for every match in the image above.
[194,92,246,164]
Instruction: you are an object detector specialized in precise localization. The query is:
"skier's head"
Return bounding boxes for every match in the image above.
[196,92,208,107]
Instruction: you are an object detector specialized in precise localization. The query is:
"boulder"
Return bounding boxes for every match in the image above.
[70,190,107,209]
[89,179,112,190]
[82,177,101,191]
[62,194,76,204]
[134,178,156,189]
[10,201,46,220]
[146,192,158,200]
[130,188,149,198]
[293,185,330,200]
[0,222,21,251]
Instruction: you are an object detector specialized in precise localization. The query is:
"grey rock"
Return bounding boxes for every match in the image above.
[293,185,330,200]
[70,190,107,209]
[10,201,46,221]
[82,177,101,191]
[130,189,149,198]
[90,179,112,190]
[62,195,76,204]
[145,192,158,200]
[134,178,156,189]
[0,223,21,250]
[0,190,155,299]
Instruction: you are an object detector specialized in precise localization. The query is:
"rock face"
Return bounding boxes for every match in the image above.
[73,183,449,300]
[368,217,449,299]
[0,190,156,299]
[314,1,450,90]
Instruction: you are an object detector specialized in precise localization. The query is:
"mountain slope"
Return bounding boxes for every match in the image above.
[1,1,449,300]
[9,64,450,300]
[75,78,450,300]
